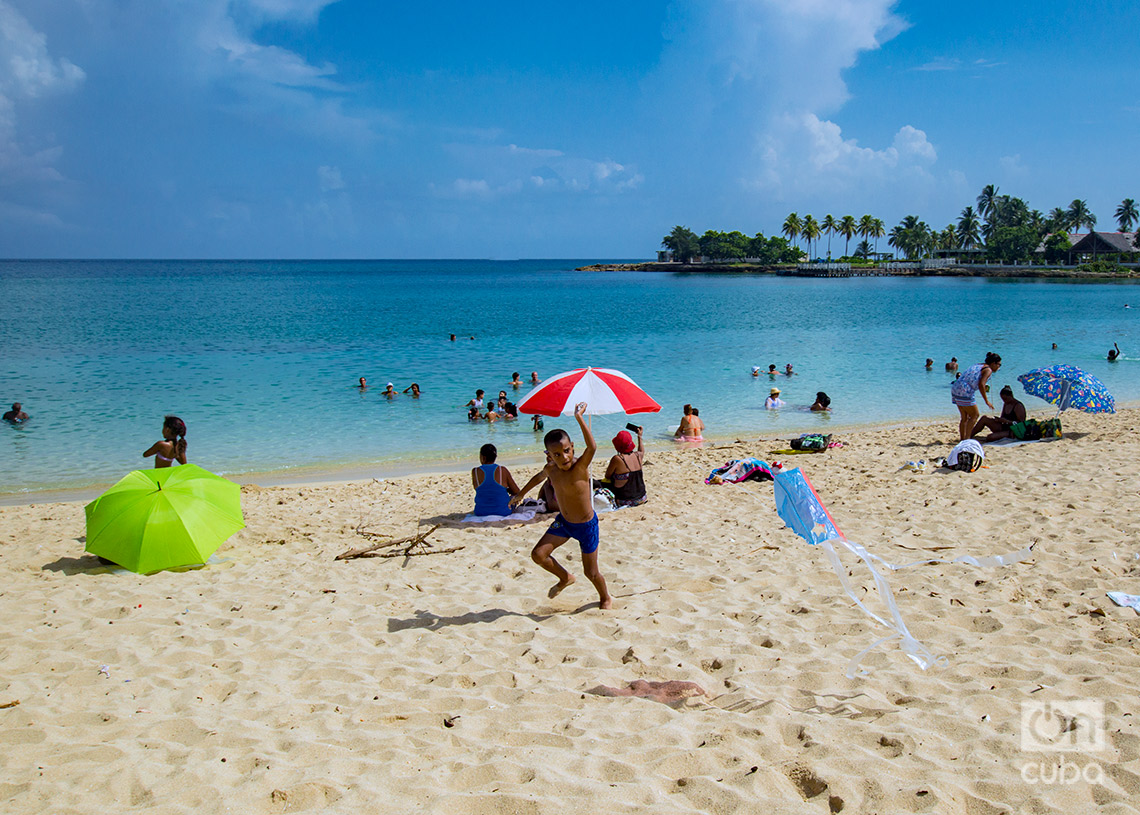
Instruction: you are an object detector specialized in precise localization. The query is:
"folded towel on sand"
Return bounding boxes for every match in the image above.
[984,437,1058,447]
[1107,592,1140,614]
[462,510,537,524]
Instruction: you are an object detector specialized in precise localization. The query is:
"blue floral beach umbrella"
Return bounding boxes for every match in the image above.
[1017,364,1115,414]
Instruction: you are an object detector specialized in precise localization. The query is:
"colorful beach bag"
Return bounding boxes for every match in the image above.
[790,433,831,452]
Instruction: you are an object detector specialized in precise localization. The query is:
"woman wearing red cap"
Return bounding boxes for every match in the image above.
[604,427,647,506]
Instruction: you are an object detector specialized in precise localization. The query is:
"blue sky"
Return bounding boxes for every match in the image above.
[2,0,1139,258]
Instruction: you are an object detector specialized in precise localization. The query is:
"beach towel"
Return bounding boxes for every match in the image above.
[461,510,537,524]
[705,458,773,485]
[984,437,1058,448]
[1107,592,1140,614]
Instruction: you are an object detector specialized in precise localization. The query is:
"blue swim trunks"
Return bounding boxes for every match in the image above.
[546,512,600,554]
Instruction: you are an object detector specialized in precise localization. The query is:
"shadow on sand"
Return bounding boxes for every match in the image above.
[388,603,597,633]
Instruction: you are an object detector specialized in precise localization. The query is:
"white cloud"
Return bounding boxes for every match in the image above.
[915,57,960,72]
[0,1,84,178]
[0,1,85,99]
[451,178,492,197]
[439,142,641,198]
[318,164,345,191]
[1000,153,1027,175]
[242,0,339,21]
[758,113,936,197]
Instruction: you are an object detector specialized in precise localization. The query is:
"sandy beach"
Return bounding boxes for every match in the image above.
[3,408,1139,814]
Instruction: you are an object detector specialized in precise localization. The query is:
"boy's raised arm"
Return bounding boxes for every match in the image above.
[574,402,596,469]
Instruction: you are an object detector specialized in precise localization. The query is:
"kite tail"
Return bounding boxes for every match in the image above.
[820,537,949,678]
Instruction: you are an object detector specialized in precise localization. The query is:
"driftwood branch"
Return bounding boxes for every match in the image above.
[376,545,465,559]
[335,525,444,561]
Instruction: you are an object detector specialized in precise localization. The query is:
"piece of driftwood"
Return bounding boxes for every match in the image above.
[376,545,465,558]
[0,699,19,709]
[335,525,444,561]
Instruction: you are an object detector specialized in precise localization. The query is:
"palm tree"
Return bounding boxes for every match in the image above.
[1048,206,1071,234]
[957,206,981,249]
[801,215,821,259]
[888,225,904,259]
[1067,199,1095,233]
[977,184,1000,220]
[822,214,837,259]
[889,215,932,260]
[854,239,872,260]
[1116,198,1138,232]
[782,213,802,249]
[857,214,875,255]
[939,224,958,252]
[838,215,857,258]
[870,217,886,256]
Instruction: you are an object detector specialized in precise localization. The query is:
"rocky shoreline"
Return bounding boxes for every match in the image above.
[577,261,1139,279]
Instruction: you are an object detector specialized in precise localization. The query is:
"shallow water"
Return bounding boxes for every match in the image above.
[1,259,1137,493]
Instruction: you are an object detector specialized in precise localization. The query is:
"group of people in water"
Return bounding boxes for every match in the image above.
[358,378,421,398]
[463,373,539,425]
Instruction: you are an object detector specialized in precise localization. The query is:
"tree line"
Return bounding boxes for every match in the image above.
[663,188,1139,264]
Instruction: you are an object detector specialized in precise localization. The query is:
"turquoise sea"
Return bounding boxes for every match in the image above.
[1,259,1137,495]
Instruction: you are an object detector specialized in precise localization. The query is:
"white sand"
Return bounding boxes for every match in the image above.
[2,410,1140,814]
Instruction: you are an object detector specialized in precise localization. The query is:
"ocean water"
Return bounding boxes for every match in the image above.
[1,259,1137,495]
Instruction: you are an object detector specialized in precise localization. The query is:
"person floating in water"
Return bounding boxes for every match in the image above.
[511,403,611,609]
[358,377,368,391]
[946,357,959,372]
[382,382,398,398]
[510,372,522,389]
[1108,343,1121,362]
[3,402,28,424]
[925,358,934,370]
[403,382,421,397]
[143,416,187,468]
[530,371,540,384]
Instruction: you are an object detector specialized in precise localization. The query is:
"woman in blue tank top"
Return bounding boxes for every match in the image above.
[472,443,521,516]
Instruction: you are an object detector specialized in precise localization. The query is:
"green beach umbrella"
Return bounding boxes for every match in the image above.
[84,464,244,574]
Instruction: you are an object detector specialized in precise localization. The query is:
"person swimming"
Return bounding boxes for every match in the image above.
[1108,343,1121,362]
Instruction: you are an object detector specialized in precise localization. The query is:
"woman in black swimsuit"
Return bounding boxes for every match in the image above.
[604,428,647,506]
[970,385,1026,441]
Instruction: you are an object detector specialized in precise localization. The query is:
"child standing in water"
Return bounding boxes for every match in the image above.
[511,402,612,609]
[143,416,187,468]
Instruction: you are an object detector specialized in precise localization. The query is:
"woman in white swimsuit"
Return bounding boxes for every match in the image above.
[144,415,187,468]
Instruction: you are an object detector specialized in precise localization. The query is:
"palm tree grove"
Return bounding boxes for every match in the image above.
[661,186,1140,268]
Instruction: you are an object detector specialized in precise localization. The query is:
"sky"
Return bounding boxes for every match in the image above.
[2,0,1139,259]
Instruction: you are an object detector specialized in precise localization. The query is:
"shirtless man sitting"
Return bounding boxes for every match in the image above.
[971,385,1026,442]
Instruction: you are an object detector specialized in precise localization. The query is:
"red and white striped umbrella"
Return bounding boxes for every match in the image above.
[517,367,661,417]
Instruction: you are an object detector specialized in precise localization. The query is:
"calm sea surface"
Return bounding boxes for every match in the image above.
[1,259,1137,494]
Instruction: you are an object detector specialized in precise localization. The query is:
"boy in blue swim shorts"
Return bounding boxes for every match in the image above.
[511,402,612,609]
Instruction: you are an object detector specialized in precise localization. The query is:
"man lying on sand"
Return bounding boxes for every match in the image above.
[511,402,612,609]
